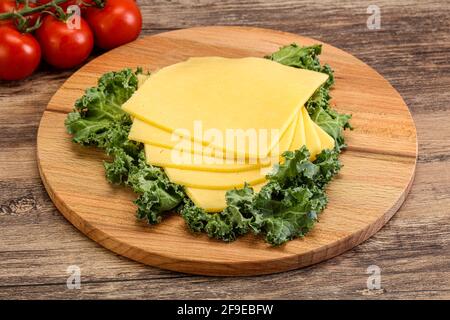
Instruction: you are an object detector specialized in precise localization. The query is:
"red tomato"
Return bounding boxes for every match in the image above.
[0,0,13,10]
[0,26,41,80]
[85,0,142,50]
[0,0,16,26]
[35,15,94,69]
[0,0,39,26]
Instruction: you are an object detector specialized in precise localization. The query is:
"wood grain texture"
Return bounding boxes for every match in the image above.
[0,0,449,298]
[36,27,416,276]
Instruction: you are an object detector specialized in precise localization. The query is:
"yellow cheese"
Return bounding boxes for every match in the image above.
[164,166,267,190]
[289,106,307,150]
[154,108,332,190]
[123,57,328,158]
[312,121,335,151]
[270,107,299,160]
[145,144,268,172]
[131,62,331,211]
[302,107,322,159]
[142,108,299,171]
[186,183,266,212]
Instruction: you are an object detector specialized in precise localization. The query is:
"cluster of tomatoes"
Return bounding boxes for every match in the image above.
[0,0,142,81]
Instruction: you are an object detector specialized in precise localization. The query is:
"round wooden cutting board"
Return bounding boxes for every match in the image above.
[37,26,417,276]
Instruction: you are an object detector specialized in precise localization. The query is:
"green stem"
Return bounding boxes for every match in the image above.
[0,0,70,20]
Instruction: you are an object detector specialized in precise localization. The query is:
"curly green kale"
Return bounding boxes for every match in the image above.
[65,69,184,224]
[181,148,340,245]
[180,187,257,242]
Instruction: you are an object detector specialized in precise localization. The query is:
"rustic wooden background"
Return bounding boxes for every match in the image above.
[0,0,449,299]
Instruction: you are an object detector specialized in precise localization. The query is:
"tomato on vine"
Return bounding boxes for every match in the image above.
[85,0,142,50]
[0,0,40,26]
[0,25,41,80]
[35,14,94,69]
[0,0,143,80]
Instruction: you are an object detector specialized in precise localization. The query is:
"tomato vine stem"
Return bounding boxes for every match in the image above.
[0,0,70,20]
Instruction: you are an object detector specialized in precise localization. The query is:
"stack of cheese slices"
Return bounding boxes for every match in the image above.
[122,57,335,212]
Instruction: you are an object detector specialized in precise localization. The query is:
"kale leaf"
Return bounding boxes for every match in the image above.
[65,69,184,224]
[181,148,340,245]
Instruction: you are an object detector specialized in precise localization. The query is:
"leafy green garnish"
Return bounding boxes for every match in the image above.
[65,69,184,224]
[65,69,138,146]
[181,148,340,245]
[65,44,352,246]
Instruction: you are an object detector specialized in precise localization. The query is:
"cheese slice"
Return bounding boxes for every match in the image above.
[123,57,328,158]
[302,107,321,159]
[145,145,268,172]
[165,166,267,190]
[132,63,333,212]
[186,183,266,212]
[312,121,335,151]
[142,108,299,171]
[290,106,307,150]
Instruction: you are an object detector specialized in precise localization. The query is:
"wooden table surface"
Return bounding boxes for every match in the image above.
[0,0,449,299]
